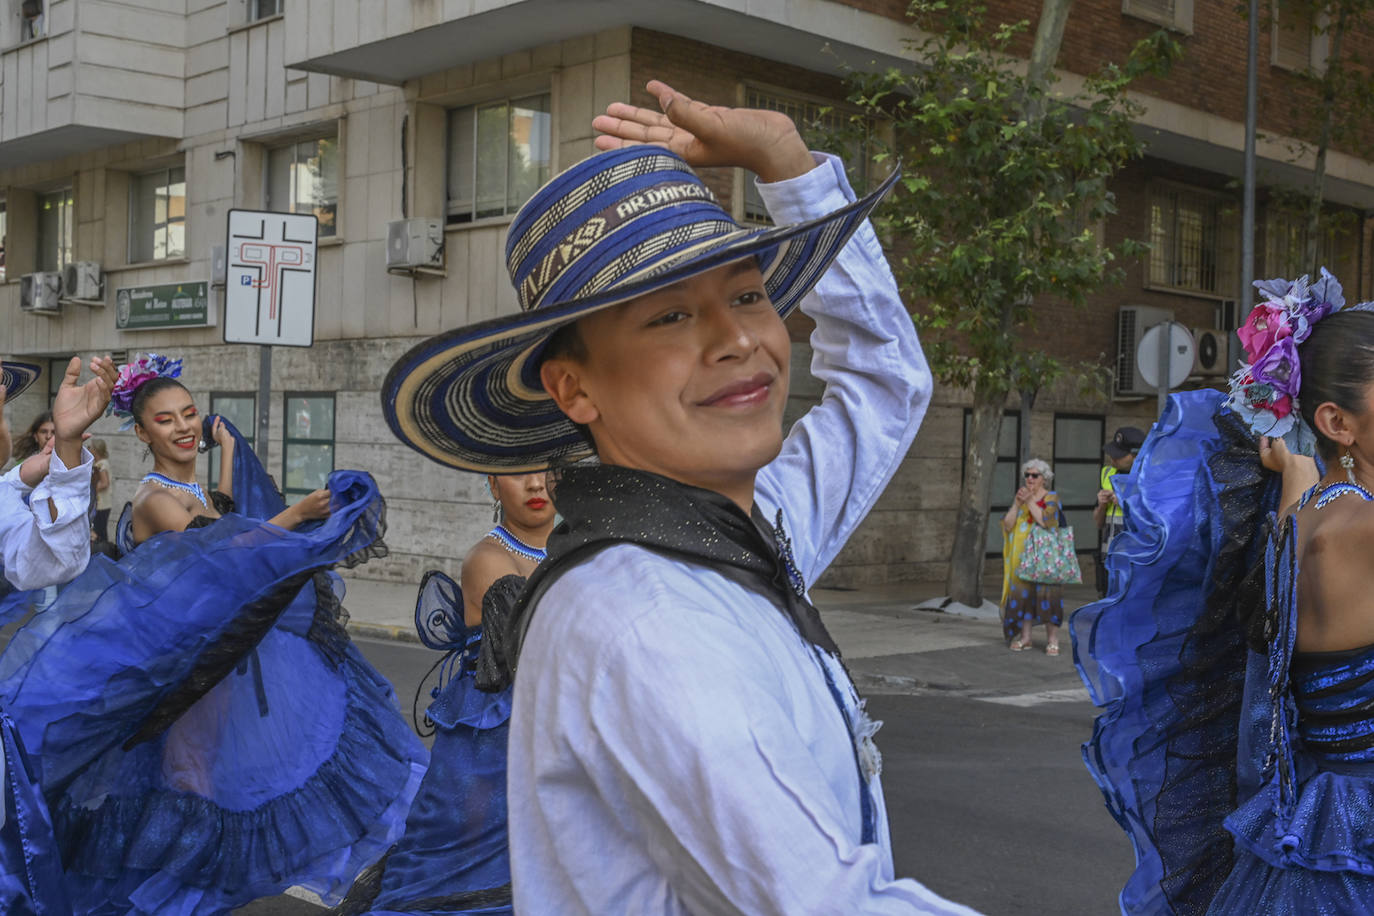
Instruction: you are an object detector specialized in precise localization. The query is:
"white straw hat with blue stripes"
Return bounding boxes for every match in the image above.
[383,145,898,473]
[2,361,41,402]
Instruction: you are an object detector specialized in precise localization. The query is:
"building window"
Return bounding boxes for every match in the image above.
[282,392,334,503]
[1147,183,1238,297]
[129,166,187,263]
[1264,208,1356,281]
[1052,414,1106,554]
[37,187,74,273]
[446,93,552,225]
[19,0,44,41]
[963,409,1022,558]
[251,0,282,19]
[1121,0,1193,33]
[740,87,871,224]
[267,135,338,237]
[209,393,256,485]
[46,356,73,399]
[1272,0,1320,71]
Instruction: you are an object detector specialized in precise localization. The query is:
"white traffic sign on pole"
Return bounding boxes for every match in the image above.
[224,209,318,347]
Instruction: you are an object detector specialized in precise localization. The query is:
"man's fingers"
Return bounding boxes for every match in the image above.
[62,355,82,388]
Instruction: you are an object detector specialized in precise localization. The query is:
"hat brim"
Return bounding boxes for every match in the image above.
[383,167,900,473]
[2,361,41,402]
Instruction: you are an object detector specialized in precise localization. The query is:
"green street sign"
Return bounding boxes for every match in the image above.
[115,281,213,331]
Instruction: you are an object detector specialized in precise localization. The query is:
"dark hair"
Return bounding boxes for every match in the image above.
[13,410,54,460]
[542,321,588,364]
[130,377,191,428]
[1297,310,1374,459]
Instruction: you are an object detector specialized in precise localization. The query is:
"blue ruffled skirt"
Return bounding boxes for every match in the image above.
[364,669,513,915]
[0,469,428,915]
[0,712,70,916]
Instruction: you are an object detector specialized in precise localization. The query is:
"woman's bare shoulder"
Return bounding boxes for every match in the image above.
[461,538,522,594]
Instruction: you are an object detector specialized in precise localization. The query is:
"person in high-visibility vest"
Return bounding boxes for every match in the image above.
[1093,426,1146,598]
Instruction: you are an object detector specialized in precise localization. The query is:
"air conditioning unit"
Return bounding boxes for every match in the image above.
[20,272,62,315]
[1115,305,1174,397]
[62,261,103,302]
[1191,328,1230,378]
[386,218,444,273]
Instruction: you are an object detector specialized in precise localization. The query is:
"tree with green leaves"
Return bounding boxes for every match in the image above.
[1260,0,1374,274]
[838,0,1180,606]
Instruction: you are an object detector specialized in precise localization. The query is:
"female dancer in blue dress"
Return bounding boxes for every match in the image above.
[336,472,553,916]
[1072,271,1374,914]
[0,355,428,916]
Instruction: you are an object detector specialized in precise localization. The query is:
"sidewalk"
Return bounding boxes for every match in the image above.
[339,572,1101,701]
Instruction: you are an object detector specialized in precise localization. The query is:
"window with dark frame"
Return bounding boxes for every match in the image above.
[251,0,282,20]
[281,392,334,504]
[208,393,257,486]
[20,0,45,41]
[1147,182,1238,297]
[1052,414,1106,555]
[267,135,338,237]
[129,166,187,263]
[47,356,72,400]
[36,187,74,273]
[445,93,553,225]
[962,409,1021,558]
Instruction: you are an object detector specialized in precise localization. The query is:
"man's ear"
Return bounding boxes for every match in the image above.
[540,358,600,426]
[1313,401,1353,449]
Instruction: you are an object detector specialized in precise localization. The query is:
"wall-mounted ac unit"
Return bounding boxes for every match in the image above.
[20,272,62,315]
[1191,327,1230,378]
[386,218,444,273]
[62,261,103,302]
[1116,305,1174,397]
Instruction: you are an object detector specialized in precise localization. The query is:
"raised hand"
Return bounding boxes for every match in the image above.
[592,79,814,183]
[50,356,117,469]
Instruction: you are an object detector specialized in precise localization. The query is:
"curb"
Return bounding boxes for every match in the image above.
[346,620,422,645]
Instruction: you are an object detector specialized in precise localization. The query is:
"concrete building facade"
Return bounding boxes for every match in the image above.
[2,0,1372,587]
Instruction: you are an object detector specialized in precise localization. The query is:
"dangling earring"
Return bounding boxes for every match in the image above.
[1342,450,1358,486]
[491,495,502,524]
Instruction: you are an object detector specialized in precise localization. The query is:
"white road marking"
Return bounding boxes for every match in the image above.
[977,687,1090,707]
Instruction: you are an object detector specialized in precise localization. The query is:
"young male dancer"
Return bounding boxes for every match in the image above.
[1,356,115,590]
[383,81,978,914]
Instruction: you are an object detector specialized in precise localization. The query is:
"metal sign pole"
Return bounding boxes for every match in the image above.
[1157,320,1171,418]
[257,345,272,469]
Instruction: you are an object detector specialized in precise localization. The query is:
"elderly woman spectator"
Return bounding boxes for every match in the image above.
[1000,458,1066,655]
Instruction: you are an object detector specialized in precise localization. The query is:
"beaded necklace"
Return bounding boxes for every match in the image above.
[143,471,208,508]
[486,524,547,563]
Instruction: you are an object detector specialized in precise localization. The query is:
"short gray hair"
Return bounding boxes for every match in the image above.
[1022,458,1053,483]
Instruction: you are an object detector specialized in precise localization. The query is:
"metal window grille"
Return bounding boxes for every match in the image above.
[741,87,871,224]
[209,393,256,485]
[962,409,1022,558]
[1147,184,1237,296]
[1052,414,1107,554]
[281,391,334,503]
[1264,208,1354,280]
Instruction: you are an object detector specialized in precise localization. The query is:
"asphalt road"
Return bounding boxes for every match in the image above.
[235,636,1133,916]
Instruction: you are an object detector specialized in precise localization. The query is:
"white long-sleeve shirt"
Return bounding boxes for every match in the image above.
[507,154,978,915]
[1,448,93,590]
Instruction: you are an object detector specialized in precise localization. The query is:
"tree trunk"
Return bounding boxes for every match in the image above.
[1304,6,1346,272]
[945,386,1005,606]
[1026,0,1076,119]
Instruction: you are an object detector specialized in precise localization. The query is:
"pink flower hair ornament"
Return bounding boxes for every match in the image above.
[107,353,184,429]
[1227,269,1360,454]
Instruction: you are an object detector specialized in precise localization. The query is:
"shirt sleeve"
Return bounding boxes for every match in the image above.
[753,153,931,585]
[574,608,980,916]
[1,449,94,590]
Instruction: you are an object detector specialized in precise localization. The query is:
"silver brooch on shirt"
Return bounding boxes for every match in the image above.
[773,509,807,598]
[853,699,884,782]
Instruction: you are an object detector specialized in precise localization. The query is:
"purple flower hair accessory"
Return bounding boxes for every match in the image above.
[1227,269,1346,454]
[107,353,183,428]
